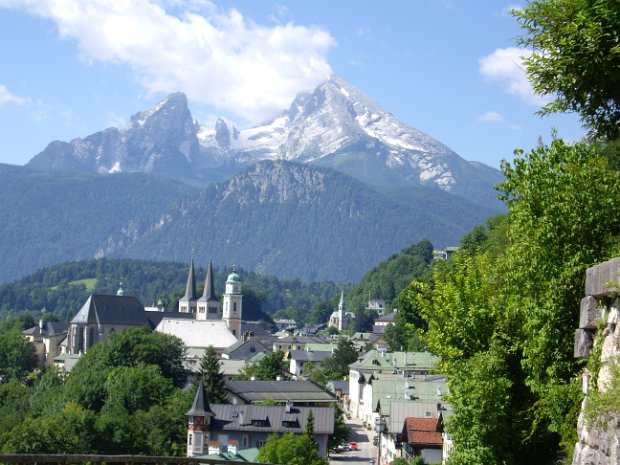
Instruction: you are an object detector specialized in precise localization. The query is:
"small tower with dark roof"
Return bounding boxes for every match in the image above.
[179,260,198,314]
[197,260,221,321]
[186,381,215,457]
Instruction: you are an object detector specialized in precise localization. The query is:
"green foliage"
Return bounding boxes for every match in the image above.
[239,349,287,380]
[0,257,340,322]
[198,346,229,403]
[345,240,435,319]
[514,0,620,140]
[257,433,328,465]
[412,139,620,463]
[327,404,350,452]
[0,328,37,383]
[65,327,187,411]
[321,338,358,380]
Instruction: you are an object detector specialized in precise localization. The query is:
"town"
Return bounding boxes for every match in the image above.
[17,259,450,465]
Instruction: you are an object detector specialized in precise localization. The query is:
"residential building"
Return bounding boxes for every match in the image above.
[224,380,338,406]
[187,382,335,457]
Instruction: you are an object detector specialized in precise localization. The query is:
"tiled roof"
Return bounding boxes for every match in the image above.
[403,417,442,447]
[23,321,69,337]
[225,380,338,403]
[210,404,335,434]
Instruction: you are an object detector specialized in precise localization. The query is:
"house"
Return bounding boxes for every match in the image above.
[348,350,440,421]
[401,415,444,464]
[23,320,68,367]
[373,311,397,334]
[272,335,325,353]
[288,349,333,376]
[274,319,297,332]
[367,298,387,316]
[187,382,335,457]
[221,337,275,361]
[224,380,338,406]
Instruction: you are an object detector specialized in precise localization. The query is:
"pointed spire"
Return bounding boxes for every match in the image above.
[117,281,124,296]
[202,260,218,302]
[186,381,215,417]
[339,289,345,309]
[183,260,198,300]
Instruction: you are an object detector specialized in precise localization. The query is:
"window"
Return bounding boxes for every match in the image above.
[233,302,237,312]
[243,435,249,447]
[188,434,193,445]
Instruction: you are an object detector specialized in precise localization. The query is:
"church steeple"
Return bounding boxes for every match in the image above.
[338,289,346,331]
[197,260,221,320]
[186,381,215,457]
[179,260,199,314]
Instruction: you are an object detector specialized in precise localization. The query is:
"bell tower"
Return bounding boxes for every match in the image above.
[186,381,214,457]
[222,266,242,338]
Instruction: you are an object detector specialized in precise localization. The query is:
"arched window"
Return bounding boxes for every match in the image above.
[233,302,237,312]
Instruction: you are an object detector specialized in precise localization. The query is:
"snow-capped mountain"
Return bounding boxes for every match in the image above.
[27,75,502,209]
[28,93,201,178]
[198,75,502,206]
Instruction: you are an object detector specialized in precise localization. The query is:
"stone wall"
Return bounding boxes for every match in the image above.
[572,258,620,465]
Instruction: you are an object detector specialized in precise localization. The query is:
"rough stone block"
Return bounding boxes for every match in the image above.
[585,257,620,297]
[579,296,603,329]
[574,328,595,359]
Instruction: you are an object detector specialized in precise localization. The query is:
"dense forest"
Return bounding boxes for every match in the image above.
[0,258,342,323]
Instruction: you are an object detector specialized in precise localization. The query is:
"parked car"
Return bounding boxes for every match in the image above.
[334,444,350,453]
[349,441,359,451]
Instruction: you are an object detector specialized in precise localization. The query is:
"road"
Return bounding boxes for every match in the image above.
[329,418,376,465]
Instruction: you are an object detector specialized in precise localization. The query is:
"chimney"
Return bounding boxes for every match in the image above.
[39,319,44,333]
[285,400,292,413]
[208,441,222,455]
[228,439,239,454]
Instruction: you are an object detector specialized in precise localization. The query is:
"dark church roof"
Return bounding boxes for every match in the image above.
[71,295,147,326]
[198,259,219,303]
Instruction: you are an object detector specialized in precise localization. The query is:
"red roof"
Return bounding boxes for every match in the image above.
[403,417,442,447]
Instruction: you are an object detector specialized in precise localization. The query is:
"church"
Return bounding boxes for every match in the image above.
[63,260,246,357]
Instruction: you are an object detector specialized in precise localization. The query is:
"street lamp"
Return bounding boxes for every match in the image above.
[375,415,388,465]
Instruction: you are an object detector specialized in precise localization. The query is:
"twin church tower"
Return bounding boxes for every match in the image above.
[178,260,243,338]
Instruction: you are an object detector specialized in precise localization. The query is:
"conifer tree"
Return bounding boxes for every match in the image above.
[305,410,317,448]
[198,346,229,403]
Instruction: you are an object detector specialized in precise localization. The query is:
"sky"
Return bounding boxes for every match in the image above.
[0,0,585,169]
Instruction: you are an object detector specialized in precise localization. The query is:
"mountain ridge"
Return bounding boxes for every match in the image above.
[27,75,503,211]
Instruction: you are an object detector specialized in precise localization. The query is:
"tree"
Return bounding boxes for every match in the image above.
[322,338,358,380]
[239,350,287,380]
[327,404,350,452]
[305,410,318,448]
[257,433,328,465]
[0,328,37,383]
[514,0,620,140]
[198,346,229,403]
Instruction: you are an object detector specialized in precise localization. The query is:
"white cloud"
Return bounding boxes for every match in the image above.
[0,0,335,124]
[479,47,549,106]
[0,84,28,106]
[477,111,504,123]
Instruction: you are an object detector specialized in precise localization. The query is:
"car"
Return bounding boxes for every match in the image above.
[334,444,350,453]
[349,441,359,451]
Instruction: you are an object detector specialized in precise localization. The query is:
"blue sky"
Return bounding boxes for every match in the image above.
[0,0,584,169]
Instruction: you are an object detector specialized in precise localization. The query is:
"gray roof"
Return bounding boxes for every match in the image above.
[187,381,215,417]
[326,380,349,395]
[375,312,397,323]
[71,295,146,326]
[23,321,69,337]
[210,404,334,434]
[222,337,274,361]
[240,321,274,337]
[225,380,338,404]
[145,310,194,328]
[288,350,333,363]
[274,336,325,345]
